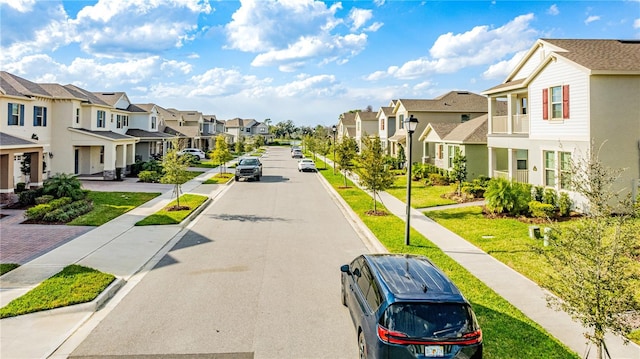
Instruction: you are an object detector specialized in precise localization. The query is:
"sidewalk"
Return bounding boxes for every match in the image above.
[0,167,231,359]
[324,155,639,358]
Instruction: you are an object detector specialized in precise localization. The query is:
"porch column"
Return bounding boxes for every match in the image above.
[28,151,44,188]
[126,143,135,174]
[0,154,14,204]
[103,145,116,180]
[488,98,494,134]
[507,148,515,181]
[488,147,495,179]
[507,93,515,134]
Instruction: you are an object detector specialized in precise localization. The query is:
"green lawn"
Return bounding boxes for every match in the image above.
[69,191,161,226]
[318,161,578,359]
[0,263,19,275]
[203,172,233,184]
[135,194,208,225]
[191,160,220,168]
[386,175,458,208]
[0,265,114,318]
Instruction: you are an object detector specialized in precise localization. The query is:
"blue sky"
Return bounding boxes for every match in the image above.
[1,0,639,127]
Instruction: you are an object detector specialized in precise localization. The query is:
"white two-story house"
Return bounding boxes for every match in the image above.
[377,101,397,154]
[126,103,176,161]
[483,39,640,210]
[354,110,378,153]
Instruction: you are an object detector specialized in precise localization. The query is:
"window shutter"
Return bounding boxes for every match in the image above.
[562,85,570,119]
[542,88,548,120]
[43,107,47,126]
[33,107,37,126]
[19,105,24,126]
[7,104,11,125]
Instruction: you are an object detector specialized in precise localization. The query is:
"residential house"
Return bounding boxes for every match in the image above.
[418,115,489,180]
[482,39,640,210]
[224,118,271,144]
[391,91,493,165]
[377,102,397,154]
[163,109,207,150]
[126,103,176,161]
[354,110,378,152]
[336,112,356,141]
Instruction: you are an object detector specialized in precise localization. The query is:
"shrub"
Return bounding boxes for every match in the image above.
[42,200,93,222]
[543,188,558,208]
[428,173,450,186]
[44,173,84,200]
[533,186,545,202]
[181,153,200,166]
[558,192,572,217]
[138,170,162,183]
[142,160,163,173]
[35,195,54,204]
[461,176,491,198]
[16,182,27,193]
[485,178,531,216]
[529,201,556,219]
[24,197,72,220]
[18,188,44,206]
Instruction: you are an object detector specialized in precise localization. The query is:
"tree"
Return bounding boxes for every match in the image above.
[357,136,395,213]
[451,148,467,195]
[210,135,233,173]
[542,145,640,359]
[20,154,31,184]
[44,173,85,200]
[317,138,331,169]
[234,135,245,154]
[255,135,265,148]
[161,142,190,209]
[335,137,358,188]
[397,144,406,169]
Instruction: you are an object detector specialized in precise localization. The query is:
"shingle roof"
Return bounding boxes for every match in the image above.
[380,106,395,117]
[356,111,377,122]
[541,39,640,72]
[93,92,126,107]
[425,122,459,140]
[443,115,488,143]
[398,91,488,113]
[38,83,85,100]
[69,128,137,140]
[126,129,175,139]
[340,112,357,126]
[0,71,51,98]
[0,132,40,147]
[63,85,110,106]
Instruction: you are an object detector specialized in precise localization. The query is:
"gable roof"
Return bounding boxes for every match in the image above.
[378,106,395,118]
[355,111,377,122]
[396,91,488,113]
[93,92,129,108]
[63,85,111,106]
[540,39,640,73]
[339,112,357,126]
[0,71,51,99]
[0,132,42,147]
[443,115,488,144]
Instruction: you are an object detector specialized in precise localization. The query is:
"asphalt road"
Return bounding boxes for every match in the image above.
[69,147,369,359]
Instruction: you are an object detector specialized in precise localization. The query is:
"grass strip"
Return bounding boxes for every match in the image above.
[0,265,115,318]
[318,161,578,359]
[135,194,208,226]
[203,172,233,184]
[69,191,161,226]
[0,263,20,276]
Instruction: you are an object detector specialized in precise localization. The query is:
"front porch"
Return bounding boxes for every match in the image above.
[489,147,529,183]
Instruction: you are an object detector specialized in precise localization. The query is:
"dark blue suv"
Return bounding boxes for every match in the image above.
[340,254,482,359]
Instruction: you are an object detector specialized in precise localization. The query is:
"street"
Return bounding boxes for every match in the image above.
[69,147,368,358]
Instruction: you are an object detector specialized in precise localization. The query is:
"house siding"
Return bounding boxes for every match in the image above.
[529,59,590,142]
[465,144,489,179]
[512,45,544,80]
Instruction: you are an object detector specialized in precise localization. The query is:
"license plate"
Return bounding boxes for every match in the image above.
[423,345,444,357]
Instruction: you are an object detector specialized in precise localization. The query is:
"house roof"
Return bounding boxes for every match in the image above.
[163,125,199,137]
[379,106,395,118]
[443,115,488,144]
[0,71,51,98]
[396,91,488,113]
[38,83,86,100]
[225,117,257,128]
[93,92,128,107]
[0,132,41,147]
[69,128,137,141]
[355,111,377,122]
[541,39,640,72]
[63,85,111,106]
[339,112,357,126]
[126,129,176,140]
[420,122,459,141]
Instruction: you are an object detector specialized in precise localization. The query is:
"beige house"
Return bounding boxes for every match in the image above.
[482,39,640,210]
[377,102,397,154]
[391,91,492,165]
[354,110,378,152]
[336,112,356,141]
[224,118,271,144]
[126,103,177,161]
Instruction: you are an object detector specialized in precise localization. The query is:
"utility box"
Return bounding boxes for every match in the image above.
[528,226,540,239]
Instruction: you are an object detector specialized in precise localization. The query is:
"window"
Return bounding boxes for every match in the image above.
[380,119,384,131]
[259,127,266,133]
[544,151,556,187]
[33,106,47,126]
[123,115,129,127]
[97,110,106,127]
[543,85,569,120]
[8,103,24,126]
[437,144,444,160]
[398,114,404,129]
[448,145,458,168]
[116,115,122,129]
[559,152,572,190]
[151,116,157,129]
[461,114,470,123]
[75,108,80,124]
[521,97,528,115]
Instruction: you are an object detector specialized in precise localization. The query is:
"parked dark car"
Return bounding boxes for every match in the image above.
[340,254,482,359]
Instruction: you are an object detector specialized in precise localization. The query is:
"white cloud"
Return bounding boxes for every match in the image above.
[368,13,537,81]
[547,4,559,16]
[633,18,640,29]
[0,0,36,12]
[585,15,601,24]
[350,8,373,31]
[225,0,372,70]
[482,50,528,80]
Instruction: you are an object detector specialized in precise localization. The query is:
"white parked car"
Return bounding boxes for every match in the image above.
[297,158,317,172]
[178,148,206,159]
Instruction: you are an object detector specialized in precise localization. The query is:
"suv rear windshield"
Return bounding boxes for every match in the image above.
[380,303,478,339]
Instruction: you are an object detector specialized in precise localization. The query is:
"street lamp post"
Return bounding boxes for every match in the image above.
[332,124,337,175]
[404,114,419,246]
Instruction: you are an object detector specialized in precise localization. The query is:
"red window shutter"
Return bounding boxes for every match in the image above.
[562,85,570,119]
[542,88,548,120]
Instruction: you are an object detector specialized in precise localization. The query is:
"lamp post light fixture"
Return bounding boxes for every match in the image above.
[404,114,419,246]
[331,124,337,175]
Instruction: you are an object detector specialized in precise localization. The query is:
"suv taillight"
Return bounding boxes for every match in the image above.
[378,325,482,346]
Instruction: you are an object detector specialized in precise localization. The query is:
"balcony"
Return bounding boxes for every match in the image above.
[490,114,529,135]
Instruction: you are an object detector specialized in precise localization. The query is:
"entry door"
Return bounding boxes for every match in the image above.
[74,149,79,174]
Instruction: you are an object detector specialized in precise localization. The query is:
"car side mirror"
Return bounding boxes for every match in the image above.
[340,264,351,274]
